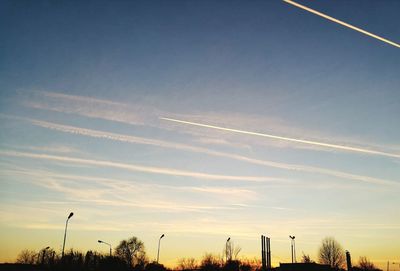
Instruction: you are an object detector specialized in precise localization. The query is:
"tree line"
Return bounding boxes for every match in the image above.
[14,236,382,271]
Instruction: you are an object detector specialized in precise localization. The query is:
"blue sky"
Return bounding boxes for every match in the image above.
[0,0,399,268]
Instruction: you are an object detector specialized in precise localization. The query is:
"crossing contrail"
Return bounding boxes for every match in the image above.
[283,0,400,49]
[160,117,400,159]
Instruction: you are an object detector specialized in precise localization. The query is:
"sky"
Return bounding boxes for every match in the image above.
[0,0,399,269]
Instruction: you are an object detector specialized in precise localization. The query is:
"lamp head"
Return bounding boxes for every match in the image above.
[227,237,230,242]
[45,246,50,250]
[98,240,102,243]
[68,212,74,219]
[160,234,165,239]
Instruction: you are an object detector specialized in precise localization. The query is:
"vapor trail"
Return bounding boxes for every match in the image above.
[24,117,400,185]
[283,0,400,49]
[160,117,400,159]
[2,114,397,185]
[0,150,281,183]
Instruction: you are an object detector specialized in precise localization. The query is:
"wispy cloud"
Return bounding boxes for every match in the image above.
[160,117,400,159]
[21,91,159,126]
[4,115,397,187]
[0,150,282,183]
[283,0,400,48]
[193,137,251,150]
[6,144,81,154]
[19,91,398,155]
[1,167,256,201]
[1,168,256,220]
[39,91,127,106]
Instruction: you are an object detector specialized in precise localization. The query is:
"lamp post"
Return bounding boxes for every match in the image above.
[289,236,296,263]
[226,237,231,262]
[61,212,74,259]
[157,234,165,264]
[98,240,112,257]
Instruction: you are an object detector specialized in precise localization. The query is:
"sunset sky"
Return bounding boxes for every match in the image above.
[0,0,399,269]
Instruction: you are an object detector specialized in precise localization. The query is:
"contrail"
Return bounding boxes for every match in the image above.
[22,117,400,185]
[0,150,282,183]
[283,0,400,49]
[160,117,400,159]
[2,114,397,185]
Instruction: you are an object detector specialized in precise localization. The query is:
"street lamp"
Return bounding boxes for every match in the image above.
[61,212,74,258]
[98,240,112,257]
[289,235,296,263]
[226,237,231,262]
[157,234,165,264]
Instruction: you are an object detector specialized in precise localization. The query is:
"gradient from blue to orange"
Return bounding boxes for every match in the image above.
[0,0,399,269]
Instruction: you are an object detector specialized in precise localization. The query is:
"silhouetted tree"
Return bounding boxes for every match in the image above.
[200,253,222,271]
[16,249,37,264]
[115,236,146,269]
[39,247,57,266]
[318,237,345,269]
[224,260,240,271]
[301,253,314,263]
[98,256,129,271]
[240,258,262,271]
[178,258,198,270]
[354,257,382,271]
[145,262,167,271]
[84,250,101,270]
[239,262,252,271]
[239,258,261,271]
[62,249,85,270]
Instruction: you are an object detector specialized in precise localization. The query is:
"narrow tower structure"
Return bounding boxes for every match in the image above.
[261,235,271,270]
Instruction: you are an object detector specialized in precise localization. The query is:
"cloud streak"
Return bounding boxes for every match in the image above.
[4,115,397,186]
[0,167,256,216]
[283,0,400,48]
[21,91,158,126]
[160,117,400,159]
[20,91,397,155]
[39,91,127,106]
[1,167,256,201]
[0,150,282,183]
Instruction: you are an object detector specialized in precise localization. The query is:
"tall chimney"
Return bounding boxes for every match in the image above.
[261,235,266,270]
[267,237,271,269]
[346,251,352,271]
